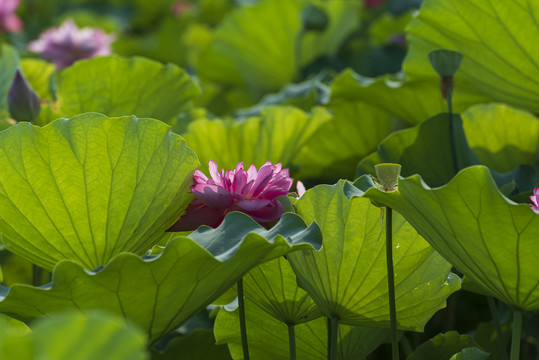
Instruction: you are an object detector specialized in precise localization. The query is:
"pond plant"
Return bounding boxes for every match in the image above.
[0,0,537,359]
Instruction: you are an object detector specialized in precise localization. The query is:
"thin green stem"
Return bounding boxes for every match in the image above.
[487,297,507,360]
[288,323,296,360]
[386,207,399,360]
[294,28,305,82]
[446,88,459,176]
[328,315,339,360]
[510,308,522,360]
[32,264,42,287]
[237,278,250,360]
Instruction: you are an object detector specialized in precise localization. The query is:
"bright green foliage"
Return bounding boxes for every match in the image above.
[0,311,148,360]
[357,113,477,187]
[183,106,331,174]
[243,256,322,325]
[462,103,539,173]
[0,113,199,270]
[0,44,19,109]
[19,59,55,100]
[43,56,200,124]
[287,181,460,330]
[330,70,445,124]
[214,298,390,360]
[353,166,539,310]
[0,212,321,342]
[205,0,360,92]
[295,101,395,180]
[405,0,539,113]
[151,330,232,360]
[406,332,484,360]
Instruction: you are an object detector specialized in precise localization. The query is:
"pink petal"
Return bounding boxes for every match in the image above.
[191,184,234,209]
[167,200,227,231]
[244,200,284,223]
[236,198,271,211]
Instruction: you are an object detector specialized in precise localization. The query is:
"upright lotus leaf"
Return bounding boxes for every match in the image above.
[182,106,331,174]
[287,181,460,330]
[214,298,390,360]
[0,212,322,342]
[0,113,199,270]
[207,0,360,91]
[51,56,200,123]
[151,330,232,360]
[462,103,539,173]
[0,44,19,110]
[352,166,539,310]
[450,348,490,360]
[357,113,479,187]
[329,69,490,125]
[404,0,539,113]
[243,256,322,325]
[0,311,149,360]
[406,332,484,360]
[294,100,395,180]
[19,59,55,100]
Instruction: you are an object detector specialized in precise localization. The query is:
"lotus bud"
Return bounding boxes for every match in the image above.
[428,49,463,99]
[8,70,41,122]
[301,5,329,32]
[375,163,401,192]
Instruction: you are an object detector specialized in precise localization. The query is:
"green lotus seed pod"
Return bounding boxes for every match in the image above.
[375,163,401,192]
[428,49,463,78]
[301,4,329,32]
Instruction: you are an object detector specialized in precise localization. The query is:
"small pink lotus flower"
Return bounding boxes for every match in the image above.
[28,20,114,69]
[0,0,22,33]
[364,0,388,9]
[169,160,294,231]
[530,188,539,210]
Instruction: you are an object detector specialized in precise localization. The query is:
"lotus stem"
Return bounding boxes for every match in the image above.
[446,89,459,176]
[32,264,42,286]
[386,207,399,360]
[487,297,507,360]
[510,308,522,360]
[328,315,339,360]
[237,278,250,360]
[288,323,296,360]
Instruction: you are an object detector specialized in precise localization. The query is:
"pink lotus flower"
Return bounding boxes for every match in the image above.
[28,20,114,69]
[169,160,293,231]
[0,0,22,33]
[530,188,539,210]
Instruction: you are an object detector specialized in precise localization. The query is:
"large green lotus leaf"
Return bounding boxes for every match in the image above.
[20,58,55,101]
[243,256,322,325]
[287,181,460,330]
[450,348,490,360]
[404,0,539,113]
[214,298,390,360]
[48,56,200,123]
[182,106,331,174]
[406,332,484,360]
[151,330,232,360]
[0,212,321,342]
[351,166,539,310]
[294,100,395,180]
[462,103,539,173]
[357,113,478,187]
[0,113,199,270]
[0,311,149,360]
[330,69,444,125]
[0,44,19,110]
[208,0,360,92]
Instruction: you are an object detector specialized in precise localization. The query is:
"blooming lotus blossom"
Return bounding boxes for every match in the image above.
[28,20,114,69]
[0,0,22,33]
[169,160,294,231]
[530,188,539,210]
